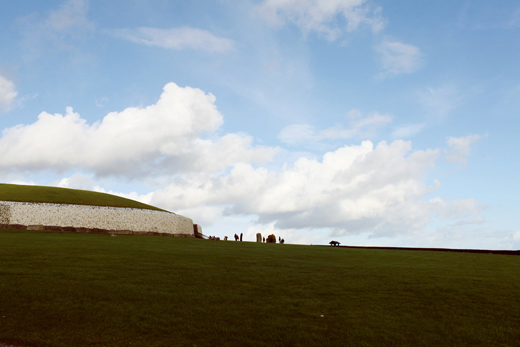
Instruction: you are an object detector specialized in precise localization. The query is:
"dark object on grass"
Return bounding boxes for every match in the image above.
[240,233,243,241]
[329,241,340,247]
[263,237,265,242]
[234,233,239,241]
[266,234,277,243]
[281,238,284,244]
[256,233,262,242]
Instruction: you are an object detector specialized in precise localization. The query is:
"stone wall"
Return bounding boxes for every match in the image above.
[0,201,195,237]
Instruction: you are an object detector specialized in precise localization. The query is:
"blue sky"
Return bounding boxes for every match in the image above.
[1,0,519,248]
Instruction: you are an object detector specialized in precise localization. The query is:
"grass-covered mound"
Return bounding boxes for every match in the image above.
[0,229,518,347]
[0,183,165,211]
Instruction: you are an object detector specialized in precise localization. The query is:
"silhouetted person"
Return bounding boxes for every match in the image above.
[240,233,243,241]
[263,237,265,242]
[234,233,239,241]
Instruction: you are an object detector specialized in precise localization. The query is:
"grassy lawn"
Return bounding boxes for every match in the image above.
[0,229,518,347]
[0,184,165,211]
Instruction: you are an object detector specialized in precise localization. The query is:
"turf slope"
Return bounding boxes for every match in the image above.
[0,183,165,211]
[0,229,518,347]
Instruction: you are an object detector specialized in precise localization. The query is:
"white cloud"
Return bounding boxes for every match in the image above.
[279,109,392,145]
[151,139,481,238]
[428,196,484,220]
[417,85,463,121]
[0,82,278,176]
[278,124,317,145]
[500,231,520,251]
[0,74,17,112]
[103,190,154,206]
[445,134,484,164]
[45,0,93,32]
[3,82,483,242]
[256,0,385,41]
[55,172,154,206]
[55,172,100,191]
[391,123,425,139]
[244,222,326,245]
[502,231,520,250]
[375,40,423,79]
[17,0,95,59]
[113,27,235,53]
[95,97,108,107]
[175,205,224,227]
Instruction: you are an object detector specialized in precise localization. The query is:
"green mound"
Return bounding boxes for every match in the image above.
[0,183,166,212]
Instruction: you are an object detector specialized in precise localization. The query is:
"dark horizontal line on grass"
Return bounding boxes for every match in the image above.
[319,245,520,256]
[0,224,195,238]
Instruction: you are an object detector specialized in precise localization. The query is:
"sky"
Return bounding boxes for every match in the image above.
[0,0,519,249]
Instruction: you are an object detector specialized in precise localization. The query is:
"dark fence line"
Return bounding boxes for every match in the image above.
[325,244,520,256]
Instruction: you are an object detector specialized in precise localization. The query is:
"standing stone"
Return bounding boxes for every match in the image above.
[256,233,262,242]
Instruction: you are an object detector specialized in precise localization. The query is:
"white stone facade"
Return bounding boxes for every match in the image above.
[0,201,195,236]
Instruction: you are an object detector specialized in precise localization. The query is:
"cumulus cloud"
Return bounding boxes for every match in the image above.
[55,172,100,191]
[256,0,385,40]
[375,40,423,79]
[501,231,520,250]
[56,173,155,206]
[113,27,235,53]
[428,196,484,220]
[3,81,483,241]
[151,139,482,238]
[0,82,278,176]
[279,109,392,145]
[244,222,326,245]
[445,134,484,164]
[0,74,17,112]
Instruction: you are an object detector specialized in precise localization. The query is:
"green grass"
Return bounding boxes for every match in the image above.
[0,184,165,211]
[0,229,519,347]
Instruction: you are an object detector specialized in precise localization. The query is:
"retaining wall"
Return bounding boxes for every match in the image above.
[0,201,195,237]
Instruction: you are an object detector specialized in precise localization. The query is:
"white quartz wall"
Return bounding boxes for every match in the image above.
[0,201,194,236]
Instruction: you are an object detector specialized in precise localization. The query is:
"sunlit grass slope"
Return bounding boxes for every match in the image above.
[0,229,518,347]
[0,183,165,211]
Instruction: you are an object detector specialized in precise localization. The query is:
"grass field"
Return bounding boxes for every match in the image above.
[0,229,519,347]
[0,184,164,211]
